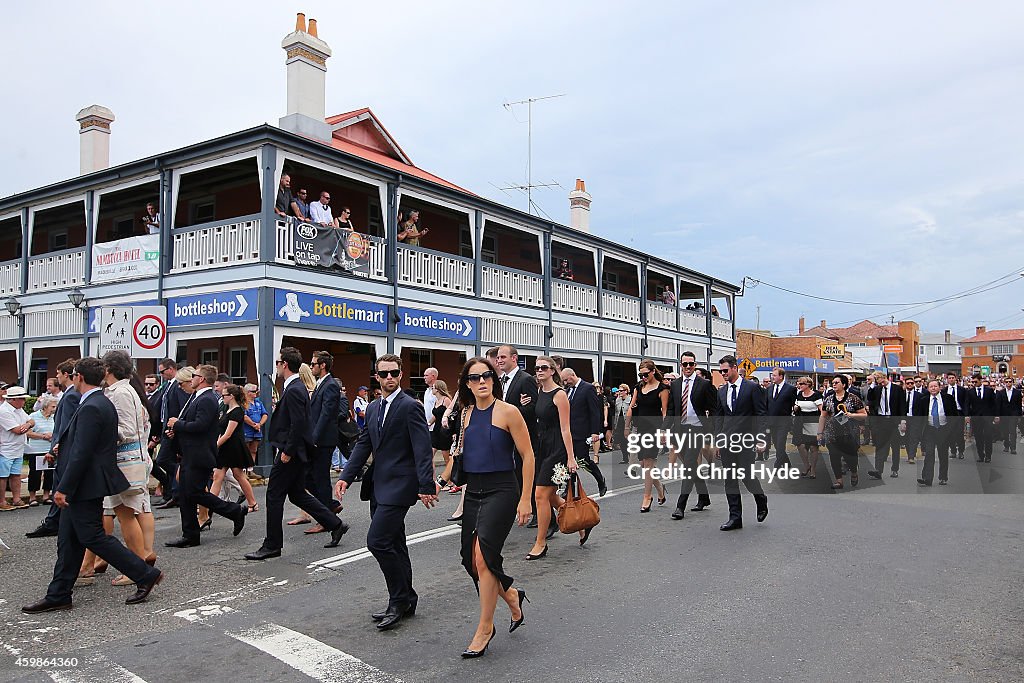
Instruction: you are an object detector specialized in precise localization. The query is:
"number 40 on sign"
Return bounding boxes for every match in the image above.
[97,305,167,358]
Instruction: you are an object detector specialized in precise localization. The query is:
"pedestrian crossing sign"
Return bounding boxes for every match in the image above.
[740,358,756,376]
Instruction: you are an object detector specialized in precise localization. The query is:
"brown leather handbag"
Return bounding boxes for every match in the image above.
[557,476,601,533]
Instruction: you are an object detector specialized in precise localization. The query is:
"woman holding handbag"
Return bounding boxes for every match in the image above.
[525,356,578,560]
[817,374,867,490]
[435,357,535,658]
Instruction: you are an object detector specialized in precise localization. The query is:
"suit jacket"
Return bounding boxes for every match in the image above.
[309,373,341,448]
[912,391,961,422]
[50,386,81,473]
[502,368,539,446]
[171,389,219,471]
[766,381,798,417]
[866,383,908,418]
[340,390,434,507]
[967,386,997,417]
[995,388,1023,417]
[944,385,968,416]
[56,390,130,502]
[268,378,314,463]
[567,380,602,442]
[158,383,190,460]
[146,387,164,442]
[667,374,718,429]
[715,378,766,436]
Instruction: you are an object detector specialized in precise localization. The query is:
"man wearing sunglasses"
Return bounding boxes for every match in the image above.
[560,367,607,497]
[246,348,348,561]
[994,377,1022,454]
[714,355,768,531]
[335,354,437,631]
[766,367,798,468]
[667,351,719,519]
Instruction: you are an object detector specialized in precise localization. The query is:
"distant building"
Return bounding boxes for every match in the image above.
[919,330,963,376]
[798,317,921,372]
[959,326,1024,379]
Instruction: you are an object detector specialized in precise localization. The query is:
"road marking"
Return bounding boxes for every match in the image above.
[227,622,401,683]
[46,655,148,683]
[173,604,236,623]
[151,576,283,616]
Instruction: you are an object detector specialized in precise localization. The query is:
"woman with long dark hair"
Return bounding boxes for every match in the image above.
[626,359,668,512]
[435,357,535,658]
[817,374,867,490]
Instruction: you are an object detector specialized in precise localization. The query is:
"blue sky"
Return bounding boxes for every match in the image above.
[2,1,1022,336]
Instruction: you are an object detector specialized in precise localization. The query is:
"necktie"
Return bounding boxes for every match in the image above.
[730,383,738,410]
[567,385,576,401]
[680,379,690,420]
[931,397,940,428]
[500,375,510,398]
[161,384,171,424]
[378,398,388,431]
[773,384,779,400]
[882,387,888,415]
[978,388,982,399]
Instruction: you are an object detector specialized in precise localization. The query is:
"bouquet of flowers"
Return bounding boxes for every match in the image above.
[551,458,586,487]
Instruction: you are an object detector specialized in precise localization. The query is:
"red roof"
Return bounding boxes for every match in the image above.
[961,328,1024,343]
[802,319,903,341]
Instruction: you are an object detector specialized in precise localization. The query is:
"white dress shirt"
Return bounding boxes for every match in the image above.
[310,201,334,225]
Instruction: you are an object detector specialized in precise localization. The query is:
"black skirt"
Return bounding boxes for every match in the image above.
[461,470,519,592]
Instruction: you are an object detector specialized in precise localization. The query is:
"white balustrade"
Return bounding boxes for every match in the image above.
[274,219,387,281]
[680,310,708,335]
[0,260,21,295]
[171,219,260,273]
[0,313,17,340]
[552,280,598,315]
[647,302,676,330]
[602,292,642,324]
[479,317,546,347]
[481,264,544,307]
[25,307,82,337]
[712,316,734,340]
[397,245,474,295]
[27,249,85,292]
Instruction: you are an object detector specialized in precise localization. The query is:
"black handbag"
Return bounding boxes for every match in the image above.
[449,407,470,486]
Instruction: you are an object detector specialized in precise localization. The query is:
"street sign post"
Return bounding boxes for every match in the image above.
[98,305,167,358]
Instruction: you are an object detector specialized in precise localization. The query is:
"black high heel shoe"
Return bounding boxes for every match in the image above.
[509,590,529,632]
[658,485,668,506]
[461,626,496,658]
[579,527,592,546]
[199,519,212,532]
[525,546,547,561]
[640,500,652,513]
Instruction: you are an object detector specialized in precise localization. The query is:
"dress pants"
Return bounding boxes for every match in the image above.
[920,425,950,484]
[304,445,338,509]
[903,419,922,461]
[972,418,993,459]
[153,441,179,500]
[367,500,416,610]
[769,418,791,465]
[675,425,710,504]
[720,446,766,520]
[40,467,63,532]
[573,439,606,491]
[178,465,243,541]
[1001,417,1019,452]
[947,416,966,455]
[46,497,159,603]
[262,456,340,551]
[871,418,900,473]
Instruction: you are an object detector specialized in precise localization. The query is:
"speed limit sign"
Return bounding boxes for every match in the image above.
[98,305,167,358]
[133,314,166,351]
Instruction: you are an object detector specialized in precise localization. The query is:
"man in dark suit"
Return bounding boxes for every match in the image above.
[304,350,343,534]
[668,351,719,519]
[913,379,960,486]
[765,367,798,468]
[336,354,437,631]
[495,345,542,521]
[967,374,996,462]
[714,355,768,531]
[164,365,248,547]
[900,376,924,464]
[154,359,188,509]
[246,348,348,560]
[867,372,908,479]
[22,358,163,613]
[944,373,968,458]
[995,377,1022,454]
[560,367,607,497]
[25,359,80,539]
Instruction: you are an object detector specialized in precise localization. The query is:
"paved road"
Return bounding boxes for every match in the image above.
[2,444,1023,682]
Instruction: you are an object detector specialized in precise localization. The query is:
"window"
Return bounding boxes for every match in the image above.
[459,227,472,258]
[481,234,496,264]
[229,347,248,384]
[991,344,1014,355]
[603,271,619,293]
[50,231,68,251]
[189,198,216,224]
[175,342,188,365]
[934,346,943,356]
[28,358,48,396]
[406,349,431,397]
[113,217,135,240]
[200,348,219,366]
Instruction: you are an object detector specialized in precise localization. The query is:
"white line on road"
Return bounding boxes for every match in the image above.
[226,622,401,683]
[46,655,148,683]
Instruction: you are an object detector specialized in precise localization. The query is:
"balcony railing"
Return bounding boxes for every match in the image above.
[28,248,85,292]
[552,280,598,316]
[26,308,82,338]
[602,292,642,323]
[397,244,474,295]
[680,310,707,335]
[0,260,21,296]
[712,316,734,340]
[171,217,260,273]
[481,264,544,307]
[274,219,387,281]
[647,301,676,330]
[0,313,17,341]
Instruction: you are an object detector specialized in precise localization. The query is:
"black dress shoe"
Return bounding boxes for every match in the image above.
[917,479,932,487]
[244,547,282,560]
[154,498,178,509]
[164,537,200,548]
[372,601,416,621]
[526,515,538,529]
[125,571,163,605]
[598,483,608,497]
[545,524,556,540]
[22,598,73,614]
[671,508,684,520]
[939,479,948,485]
[233,504,248,536]
[324,521,350,548]
[757,507,769,523]
[867,471,882,480]
[25,525,58,538]
[691,497,711,512]
[720,518,743,531]
[377,606,408,630]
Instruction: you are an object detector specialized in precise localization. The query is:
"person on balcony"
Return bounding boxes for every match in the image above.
[310,191,336,227]
[555,259,574,280]
[397,210,429,246]
[141,203,160,235]
[337,206,357,232]
[274,174,293,218]
[661,287,676,306]
[290,189,312,222]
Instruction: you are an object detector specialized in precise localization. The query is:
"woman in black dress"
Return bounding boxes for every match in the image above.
[526,356,579,560]
[430,380,455,477]
[208,385,258,514]
[434,357,535,658]
[626,359,668,512]
[791,375,824,478]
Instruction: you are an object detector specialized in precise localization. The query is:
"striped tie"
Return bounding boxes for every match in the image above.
[680,379,690,421]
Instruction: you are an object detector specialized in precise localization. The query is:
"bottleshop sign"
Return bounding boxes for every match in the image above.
[167,289,258,327]
[92,235,160,283]
[744,357,835,374]
[274,289,387,332]
[397,306,478,341]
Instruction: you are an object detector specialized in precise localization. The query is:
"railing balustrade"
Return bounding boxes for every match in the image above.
[680,310,708,335]
[27,249,85,292]
[551,280,599,316]
[481,264,544,307]
[712,316,734,340]
[274,219,387,281]
[171,218,260,273]
[602,292,642,323]
[397,244,474,295]
[0,260,21,296]
[646,301,676,330]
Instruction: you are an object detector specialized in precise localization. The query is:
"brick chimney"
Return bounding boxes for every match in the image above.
[279,12,332,142]
[820,319,826,329]
[569,179,592,233]
[976,325,986,336]
[75,105,114,175]
[944,329,951,343]
[798,316,805,334]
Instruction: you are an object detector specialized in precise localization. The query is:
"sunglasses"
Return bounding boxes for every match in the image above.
[144,383,157,387]
[375,369,401,378]
[275,360,285,366]
[680,362,696,368]
[638,372,650,378]
[535,365,552,372]
[467,371,497,383]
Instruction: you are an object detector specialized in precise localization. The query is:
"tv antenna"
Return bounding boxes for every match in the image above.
[501,93,566,215]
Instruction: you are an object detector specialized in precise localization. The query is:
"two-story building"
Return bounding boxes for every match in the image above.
[918,330,963,376]
[0,15,739,425]
[960,326,1024,378]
